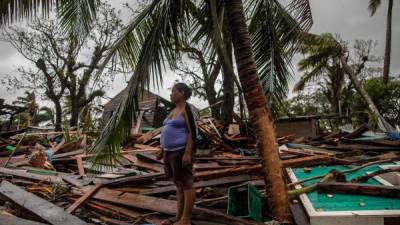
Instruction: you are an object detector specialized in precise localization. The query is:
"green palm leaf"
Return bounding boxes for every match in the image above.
[249,0,313,114]
[368,0,382,16]
[88,0,190,167]
[0,0,97,40]
[0,0,53,24]
[57,0,98,39]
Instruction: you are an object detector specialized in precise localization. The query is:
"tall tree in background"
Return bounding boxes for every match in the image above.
[0,0,312,221]
[301,33,393,131]
[1,2,121,129]
[173,41,222,119]
[368,0,394,84]
[294,33,347,115]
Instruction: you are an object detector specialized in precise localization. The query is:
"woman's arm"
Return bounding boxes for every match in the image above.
[182,110,193,166]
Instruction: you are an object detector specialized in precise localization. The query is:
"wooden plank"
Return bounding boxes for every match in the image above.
[343,123,369,139]
[196,156,260,161]
[76,156,85,176]
[0,167,64,184]
[92,188,258,225]
[0,128,27,138]
[106,172,164,187]
[289,202,310,225]
[61,175,86,188]
[66,183,102,213]
[194,163,233,171]
[325,144,400,151]
[142,175,257,196]
[122,154,163,172]
[86,199,164,225]
[195,165,262,180]
[0,180,87,225]
[281,155,332,168]
[136,127,162,144]
[0,213,47,225]
[52,149,85,159]
[317,182,400,198]
[132,110,144,134]
[136,152,164,164]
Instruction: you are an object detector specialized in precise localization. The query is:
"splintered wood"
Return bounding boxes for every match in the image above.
[1,122,400,224]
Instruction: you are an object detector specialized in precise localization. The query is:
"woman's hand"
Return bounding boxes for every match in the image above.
[182,153,191,166]
[156,149,163,160]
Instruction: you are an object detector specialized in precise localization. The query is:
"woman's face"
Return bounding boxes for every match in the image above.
[170,86,184,103]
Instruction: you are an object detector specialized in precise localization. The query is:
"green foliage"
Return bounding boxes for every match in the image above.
[349,77,400,126]
[285,91,331,116]
[3,0,308,166]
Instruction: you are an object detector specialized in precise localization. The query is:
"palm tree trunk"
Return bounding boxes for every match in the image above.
[225,0,290,222]
[340,56,393,131]
[221,15,235,126]
[383,0,393,84]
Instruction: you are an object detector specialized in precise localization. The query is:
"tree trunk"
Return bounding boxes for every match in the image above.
[382,0,393,84]
[225,0,290,222]
[340,56,393,132]
[220,15,235,126]
[205,84,220,119]
[54,100,63,131]
[70,96,79,128]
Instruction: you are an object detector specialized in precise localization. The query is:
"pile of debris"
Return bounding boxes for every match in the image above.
[0,120,399,225]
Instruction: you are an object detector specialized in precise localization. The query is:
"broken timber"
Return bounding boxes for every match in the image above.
[0,180,87,225]
[317,182,400,198]
[90,188,259,225]
[66,183,103,214]
[0,212,47,225]
[142,175,257,195]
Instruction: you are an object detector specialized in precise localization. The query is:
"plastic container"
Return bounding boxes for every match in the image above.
[227,183,263,222]
[141,127,155,133]
[4,145,16,152]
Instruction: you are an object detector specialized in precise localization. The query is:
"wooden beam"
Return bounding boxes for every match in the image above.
[132,110,145,134]
[317,182,400,198]
[66,183,102,214]
[105,172,164,187]
[342,123,369,139]
[52,149,85,159]
[0,167,64,184]
[0,180,87,225]
[0,213,47,225]
[281,155,332,168]
[122,154,163,172]
[195,165,262,180]
[142,175,257,196]
[91,188,258,225]
[75,156,85,176]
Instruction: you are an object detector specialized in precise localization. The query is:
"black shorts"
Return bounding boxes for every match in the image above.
[163,150,193,183]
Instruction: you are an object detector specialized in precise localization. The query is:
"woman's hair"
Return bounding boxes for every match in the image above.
[174,82,192,100]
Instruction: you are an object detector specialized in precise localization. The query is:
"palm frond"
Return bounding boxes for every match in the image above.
[57,0,98,39]
[368,0,382,16]
[0,0,97,40]
[88,0,189,167]
[293,63,325,92]
[0,0,53,25]
[249,0,312,115]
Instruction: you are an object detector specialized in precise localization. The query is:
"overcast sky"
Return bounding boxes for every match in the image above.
[0,0,399,109]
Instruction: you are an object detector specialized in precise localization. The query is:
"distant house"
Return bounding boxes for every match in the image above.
[275,115,319,138]
[102,88,199,132]
[102,89,173,131]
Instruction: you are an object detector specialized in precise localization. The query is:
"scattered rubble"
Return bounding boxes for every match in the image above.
[0,121,399,225]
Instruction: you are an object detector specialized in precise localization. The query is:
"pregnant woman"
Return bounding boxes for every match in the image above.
[159,83,197,225]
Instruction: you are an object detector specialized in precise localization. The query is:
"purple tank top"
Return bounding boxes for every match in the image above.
[160,115,188,151]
